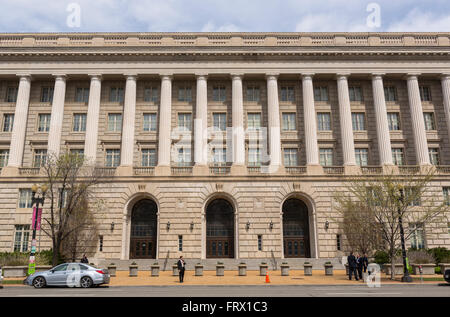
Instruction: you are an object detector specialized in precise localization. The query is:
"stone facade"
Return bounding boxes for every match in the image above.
[0,32,450,263]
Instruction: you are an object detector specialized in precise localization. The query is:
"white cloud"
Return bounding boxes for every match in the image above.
[387,8,450,32]
[201,22,240,32]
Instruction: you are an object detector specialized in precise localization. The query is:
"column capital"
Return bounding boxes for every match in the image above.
[124,73,138,79]
[230,72,244,79]
[440,73,450,80]
[89,74,102,81]
[265,73,279,80]
[301,73,315,80]
[405,73,421,80]
[52,74,67,81]
[16,73,32,81]
[371,73,386,79]
[160,74,173,81]
[335,73,351,80]
[195,72,208,78]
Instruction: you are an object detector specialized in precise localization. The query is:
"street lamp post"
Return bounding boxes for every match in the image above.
[398,188,413,283]
[28,184,47,276]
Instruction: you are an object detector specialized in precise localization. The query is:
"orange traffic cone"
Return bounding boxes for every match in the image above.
[265,271,270,283]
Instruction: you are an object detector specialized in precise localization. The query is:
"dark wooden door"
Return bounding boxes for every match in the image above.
[206,199,234,258]
[283,237,309,258]
[206,238,234,258]
[130,238,157,259]
[129,199,157,259]
[283,198,311,258]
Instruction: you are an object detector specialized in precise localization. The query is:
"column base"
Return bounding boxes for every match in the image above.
[154,165,171,176]
[1,166,19,177]
[230,164,247,176]
[115,165,133,177]
[382,164,399,175]
[306,164,324,175]
[344,165,360,175]
[193,164,210,176]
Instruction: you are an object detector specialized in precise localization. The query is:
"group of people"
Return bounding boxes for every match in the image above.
[347,252,368,281]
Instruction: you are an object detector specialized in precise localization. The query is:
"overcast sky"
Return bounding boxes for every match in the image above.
[0,0,449,33]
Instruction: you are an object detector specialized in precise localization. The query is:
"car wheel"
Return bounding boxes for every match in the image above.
[80,276,93,288]
[32,276,46,289]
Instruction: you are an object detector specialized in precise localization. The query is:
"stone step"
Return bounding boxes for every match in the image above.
[98,258,345,271]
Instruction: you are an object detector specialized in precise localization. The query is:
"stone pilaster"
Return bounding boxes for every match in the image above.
[336,74,356,168]
[2,75,32,176]
[84,75,102,165]
[230,74,246,175]
[117,75,137,176]
[372,74,394,166]
[47,75,67,158]
[406,74,430,165]
[155,75,172,176]
[193,74,209,176]
[441,74,450,145]
[266,74,283,173]
[302,74,322,175]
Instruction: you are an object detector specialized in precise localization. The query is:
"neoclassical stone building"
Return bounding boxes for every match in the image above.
[0,33,449,266]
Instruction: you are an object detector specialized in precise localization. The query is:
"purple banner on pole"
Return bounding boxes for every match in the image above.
[32,207,42,230]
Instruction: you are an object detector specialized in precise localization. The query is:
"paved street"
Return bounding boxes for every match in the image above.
[1,284,449,297]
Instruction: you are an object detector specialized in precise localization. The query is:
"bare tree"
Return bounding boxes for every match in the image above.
[40,151,104,265]
[334,170,449,280]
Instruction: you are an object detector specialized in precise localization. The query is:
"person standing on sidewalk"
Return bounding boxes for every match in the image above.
[177,256,186,283]
[361,253,369,275]
[80,254,89,264]
[356,253,363,280]
[347,252,359,281]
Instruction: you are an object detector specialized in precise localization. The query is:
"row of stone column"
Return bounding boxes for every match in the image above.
[4,73,450,175]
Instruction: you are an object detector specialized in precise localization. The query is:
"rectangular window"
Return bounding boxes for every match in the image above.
[419,86,432,102]
[13,225,30,252]
[33,149,47,168]
[428,148,440,165]
[280,86,295,102]
[317,113,331,131]
[409,223,425,249]
[257,235,262,251]
[144,87,159,103]
[141,149,156,167]
[213,113,227,131]
[336,234,342,251]
[248,148,261,166]
[3,114,14,132]
[18,189,33,208]
[72,114,87,132]
[143,113,157,132]
[58,188,68,208]
[0,149,9,167]
[40,87,54,103]
[443,187,450,206]
[177,147,191,166]
[75,87,89,103]
[355,148,369,167]
[6,86,18,103]
[405,187,421,206]
[178,235,183,252]
[212,148,227,165]
[109,87,124,102]
[384,86,397,102]
[423,112,436,130]
[320,148,333,166]
[212,86,226,102]
[282,113,296,131]
[247,113,261,130]
[99,235,103,252]
[178,113,192,132]
[70,149,84,159]
[351,113,366,131]
[314,86,328,102]
[387,113,401,131]
[283,148,298,167]
[392,148,405,166]
[178,86,192,102]
[246,86,260,102]
[108,114,122,132]
[349,86,363,102]
[105,149,120,167]
[38,114,51,132]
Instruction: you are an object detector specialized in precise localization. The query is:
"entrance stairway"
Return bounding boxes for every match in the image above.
[98,257,345,271]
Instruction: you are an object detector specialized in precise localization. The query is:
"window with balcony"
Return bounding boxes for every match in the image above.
[211,148,227,165]
[355,148,369,166]
[248,148,261,166]
[105,149,120,167]
[142,149,156,167]
[33,149,47,168]
[0,149,9,167]
[143,113,157,132]
[72,114,87,132]
[38,114,51,132]
[70,149,84,159]
[392,148,404,166]
[282,113,296,131]
[108,113,122,132]
[176,147,191,166]
[283,148,298,167]
[428,148,440,165]
[2,114,14,132]
[317,113,331,131]
[319,148,333,166]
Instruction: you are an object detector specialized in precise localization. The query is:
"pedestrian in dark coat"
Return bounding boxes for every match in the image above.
[347,252,359,281]
[80,254,89,264]
[177,256,186,283]
[361,253,369,274]
[356,253,363,280]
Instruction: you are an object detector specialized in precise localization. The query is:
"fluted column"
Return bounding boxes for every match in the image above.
[336,74,356,167]
[194,74,208,168]
[231,74,246,174]
[266,74,282,171]
[302,74,320,167]
[84,75,102,165]
[441,74,450,146]
[406,74,430,165]
[372,74,393,166]
[4,75,31,172]
[119,75,137,172]
[156,75,172,176]
[47,75,67,158]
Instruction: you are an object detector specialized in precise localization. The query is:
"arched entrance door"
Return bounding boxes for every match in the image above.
[283,198,311,258]
[129,199,158,259]
[206,198,234,258]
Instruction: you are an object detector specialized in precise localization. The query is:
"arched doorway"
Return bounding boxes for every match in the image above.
[129,199,158,259]
[283,198,311,258]
[206,198,234,258]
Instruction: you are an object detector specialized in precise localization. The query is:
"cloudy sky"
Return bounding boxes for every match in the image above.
[0,0,449,33]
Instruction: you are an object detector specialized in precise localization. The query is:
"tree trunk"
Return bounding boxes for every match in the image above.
[390,248,395,280]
